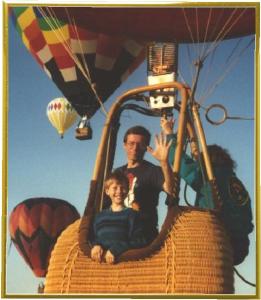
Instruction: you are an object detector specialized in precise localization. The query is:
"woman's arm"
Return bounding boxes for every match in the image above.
[161,117,202,191]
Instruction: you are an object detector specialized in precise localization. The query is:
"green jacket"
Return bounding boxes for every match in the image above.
[167,134,254,239]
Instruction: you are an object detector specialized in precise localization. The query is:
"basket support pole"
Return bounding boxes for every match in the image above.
[84,82,189,217]
[191,103,222,210]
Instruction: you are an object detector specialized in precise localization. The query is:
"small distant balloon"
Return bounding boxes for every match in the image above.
[47,98,78,138]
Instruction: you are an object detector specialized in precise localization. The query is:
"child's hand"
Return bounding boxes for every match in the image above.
[105,250,115,264]
[91,245,104,262]
[160,117,175,135]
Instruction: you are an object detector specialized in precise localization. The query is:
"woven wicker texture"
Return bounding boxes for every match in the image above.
[44,207,234,294]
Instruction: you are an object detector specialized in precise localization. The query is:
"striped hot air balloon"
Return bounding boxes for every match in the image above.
[46,97,78,138]
[9,197,80,277]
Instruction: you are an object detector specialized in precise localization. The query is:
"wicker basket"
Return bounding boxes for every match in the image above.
[44,207,234,294]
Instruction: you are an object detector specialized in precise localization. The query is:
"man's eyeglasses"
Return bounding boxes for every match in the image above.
[125,141,147,150]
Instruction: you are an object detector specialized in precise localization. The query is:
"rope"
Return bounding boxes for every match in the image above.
[234,267,256,287]
[184,183,193,207]
[181,7,253,106]
[190,59,204,104]
[225,38,242,64]
[60,241,79,293]
[188,106,212,208]
[65,247,80,294]
[164,234,171,293]
[207,8,225,43]
[99,126,113,212]
[199,8,213,59]
[7,240,12,256]
[182,8,204,96]
[37,7,108,117]
[39,8,85,76]
[120,103,161,117]
[202,8,247,61]
[182,8,197,55]
[177,69,189,87]
[199,37,255,104]
[65,8,92,80]
[170,230,176,293]
[195,8,200,58]
[184,102,212,209]
[197,42,218,102]
[64,7,107,117]
[185,45,195,82]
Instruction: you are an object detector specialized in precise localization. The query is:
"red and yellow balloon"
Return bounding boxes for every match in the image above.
[9,197,80,277]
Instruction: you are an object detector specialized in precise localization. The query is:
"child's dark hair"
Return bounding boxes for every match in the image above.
[104,171,129,191]
[123,126,151,146]
[207,144,236,170]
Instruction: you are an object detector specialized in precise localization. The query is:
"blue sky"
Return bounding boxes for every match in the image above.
[4,8,257,295]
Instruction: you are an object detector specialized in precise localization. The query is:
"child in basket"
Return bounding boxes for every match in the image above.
[91,171,147,264]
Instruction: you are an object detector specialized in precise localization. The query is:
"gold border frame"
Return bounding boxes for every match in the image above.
[2,1,260,299]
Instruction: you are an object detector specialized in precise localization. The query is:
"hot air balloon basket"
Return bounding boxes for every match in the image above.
[44,207,234,294]
[75,127,93,140]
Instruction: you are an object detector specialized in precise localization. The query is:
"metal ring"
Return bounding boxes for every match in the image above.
[205,104,228,125]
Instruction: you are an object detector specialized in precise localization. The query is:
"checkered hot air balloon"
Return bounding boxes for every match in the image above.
[9,197,80,277]
[10,7,146,118]
[46,97,78,138]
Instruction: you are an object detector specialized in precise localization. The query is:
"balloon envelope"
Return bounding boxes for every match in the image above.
[46,7,255,43]
[47,97,78,138]
[10,6,146,117]
[10,6,255,117]
[9,197,80,277]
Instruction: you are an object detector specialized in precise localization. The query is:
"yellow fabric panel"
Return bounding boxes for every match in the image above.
[17,7,35,31]
[42,24,69,45]
[21,32,30,51]
[48,110,63,135]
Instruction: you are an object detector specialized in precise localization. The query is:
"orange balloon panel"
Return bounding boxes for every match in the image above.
[9,198,80,277]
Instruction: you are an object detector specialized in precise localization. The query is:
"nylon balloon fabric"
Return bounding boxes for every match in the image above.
[9,198,80,277]
[47,7,255,43]
[10,7,146,117]
[46,97,78,137]
[10,7,255,118]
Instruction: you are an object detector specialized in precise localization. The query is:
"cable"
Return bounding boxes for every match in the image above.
[184,183,193,207]
[37,7,108,117]
[234,267,256,287]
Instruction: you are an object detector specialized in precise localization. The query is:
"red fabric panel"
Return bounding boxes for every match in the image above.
[26,204,42,237]
[24,19,46,52]
[68,24,98,40]
[39,203,53,236]
[46,7,255,43]
[9,205,24,238]
[50,205,79,238]
[96,34,122,58]
[49,43,75,69]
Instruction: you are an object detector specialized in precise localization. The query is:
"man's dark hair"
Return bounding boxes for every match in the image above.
[123,126,151,145]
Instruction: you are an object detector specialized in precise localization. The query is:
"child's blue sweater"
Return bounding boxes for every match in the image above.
[92,207,147,257]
